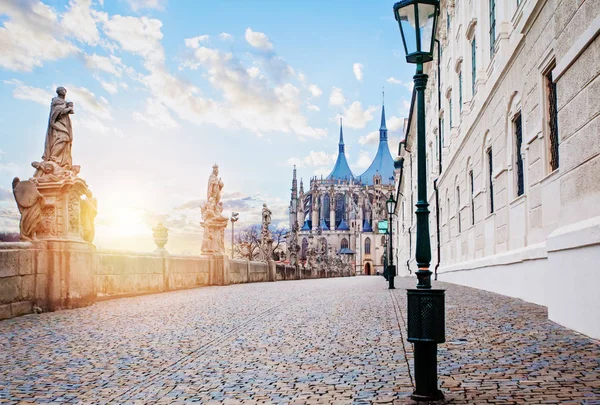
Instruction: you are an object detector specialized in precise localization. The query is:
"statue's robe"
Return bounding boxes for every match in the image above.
[43,97,73,168]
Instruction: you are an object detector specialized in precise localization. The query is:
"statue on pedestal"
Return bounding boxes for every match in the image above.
[11,87,95,243]
[259,203,273,261]
[201,164,229,255]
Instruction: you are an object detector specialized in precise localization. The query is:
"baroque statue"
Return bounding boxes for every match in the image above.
[12,178,45,241]
[259,203,273,261]
[10,86,96,244]
[44,87,74,169]
[201,164,229,255]
[32,87,81,182]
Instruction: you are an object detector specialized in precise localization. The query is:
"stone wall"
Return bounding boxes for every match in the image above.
[0,243,39,320]
[97,252,166,298]
[1,245,354,321]
[0,241,95,320]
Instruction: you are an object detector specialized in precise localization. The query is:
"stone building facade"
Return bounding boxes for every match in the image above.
[289,107,396,275]
[394,0,600,339]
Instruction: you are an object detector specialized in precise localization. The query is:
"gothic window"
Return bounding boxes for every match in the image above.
[365,237,371,255]
[514,112,525,196]
[335,195,345,228]
[323,194,330,228]
[341,238,349,250]
[545,66,559,171]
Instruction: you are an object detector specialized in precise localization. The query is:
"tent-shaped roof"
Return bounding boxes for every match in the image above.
[359,104,395,186]
[327,119,355,181]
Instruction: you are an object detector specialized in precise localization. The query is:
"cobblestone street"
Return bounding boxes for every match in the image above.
[1,277,599,404]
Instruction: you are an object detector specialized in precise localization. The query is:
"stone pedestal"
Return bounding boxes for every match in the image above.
[44,240,96,311]
[35,177,95,243]
[208,254,229,286]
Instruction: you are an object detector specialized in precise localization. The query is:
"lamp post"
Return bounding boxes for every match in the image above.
[230,212,239,259]
[385,194,396,290]
[393,0,445,401]
[383,240,388,280]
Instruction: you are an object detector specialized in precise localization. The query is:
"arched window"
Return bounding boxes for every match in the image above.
[335,194,345,228]
[365,237,371,254]
[323,194,330,229]
[381,235,386,245]
[340,238,349,250]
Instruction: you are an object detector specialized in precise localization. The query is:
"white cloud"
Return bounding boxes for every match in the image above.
[178,42,327,139]
[307,104,320,112]
[353,63,364,82]
[100,81,118,94]
[61,0,101,46]
[358,131,379,145]
[245,27,273,51]
[0,0,79,71]
[353,150,373,170]
[298,72,306,83]
[287,151,336,168]
[4,79,52,105]
[308,84,322,98]
[387,76,413,91]
[329,87,345,107]
[101,15,164,66]
[125,0,167,11]
[84,53,124,77]
[184,35,209,49]
[66,85,112,120]
[246,66,261,78]
[218,32,233,41]
[341,101,377,129]
[133,98,179,130]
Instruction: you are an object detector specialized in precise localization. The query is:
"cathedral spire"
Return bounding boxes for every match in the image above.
[339,117,345,153]
[327,117,355,181]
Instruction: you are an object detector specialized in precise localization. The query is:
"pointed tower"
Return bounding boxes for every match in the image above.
[359,100,395,186]
[289,166,298,230]
[297,178,305,226]
[327,118,355,181]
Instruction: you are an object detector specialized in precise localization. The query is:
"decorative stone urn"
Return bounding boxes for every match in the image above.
[152,222,169,253]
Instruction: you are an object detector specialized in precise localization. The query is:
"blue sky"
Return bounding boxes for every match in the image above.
[0,0,415,252]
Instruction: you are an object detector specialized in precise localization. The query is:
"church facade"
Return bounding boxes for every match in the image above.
[288,105,396,275]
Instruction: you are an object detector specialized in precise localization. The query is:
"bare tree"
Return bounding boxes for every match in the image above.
[271,228,288,260]
[234,225,261,260]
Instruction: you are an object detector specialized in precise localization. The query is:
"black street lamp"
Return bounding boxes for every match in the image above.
[385,193,396,290]
[393,0,445,401]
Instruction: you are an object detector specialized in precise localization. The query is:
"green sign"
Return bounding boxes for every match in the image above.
[377,220,388,232]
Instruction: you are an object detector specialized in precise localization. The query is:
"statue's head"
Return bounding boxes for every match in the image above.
[263,203,267,208]
[56,87,67,97]
[212,164,218,175]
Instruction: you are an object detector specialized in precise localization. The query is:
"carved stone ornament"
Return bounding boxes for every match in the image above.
[12,178,45,241]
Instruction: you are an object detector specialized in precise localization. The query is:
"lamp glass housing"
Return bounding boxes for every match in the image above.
[393,0,439,64]
[386,195,396,215]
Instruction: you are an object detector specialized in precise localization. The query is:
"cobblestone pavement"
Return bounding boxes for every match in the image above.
[1,277,599,404]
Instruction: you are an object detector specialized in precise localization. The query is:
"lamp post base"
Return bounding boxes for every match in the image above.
[387,265,395,289]
[411,390,444,402]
